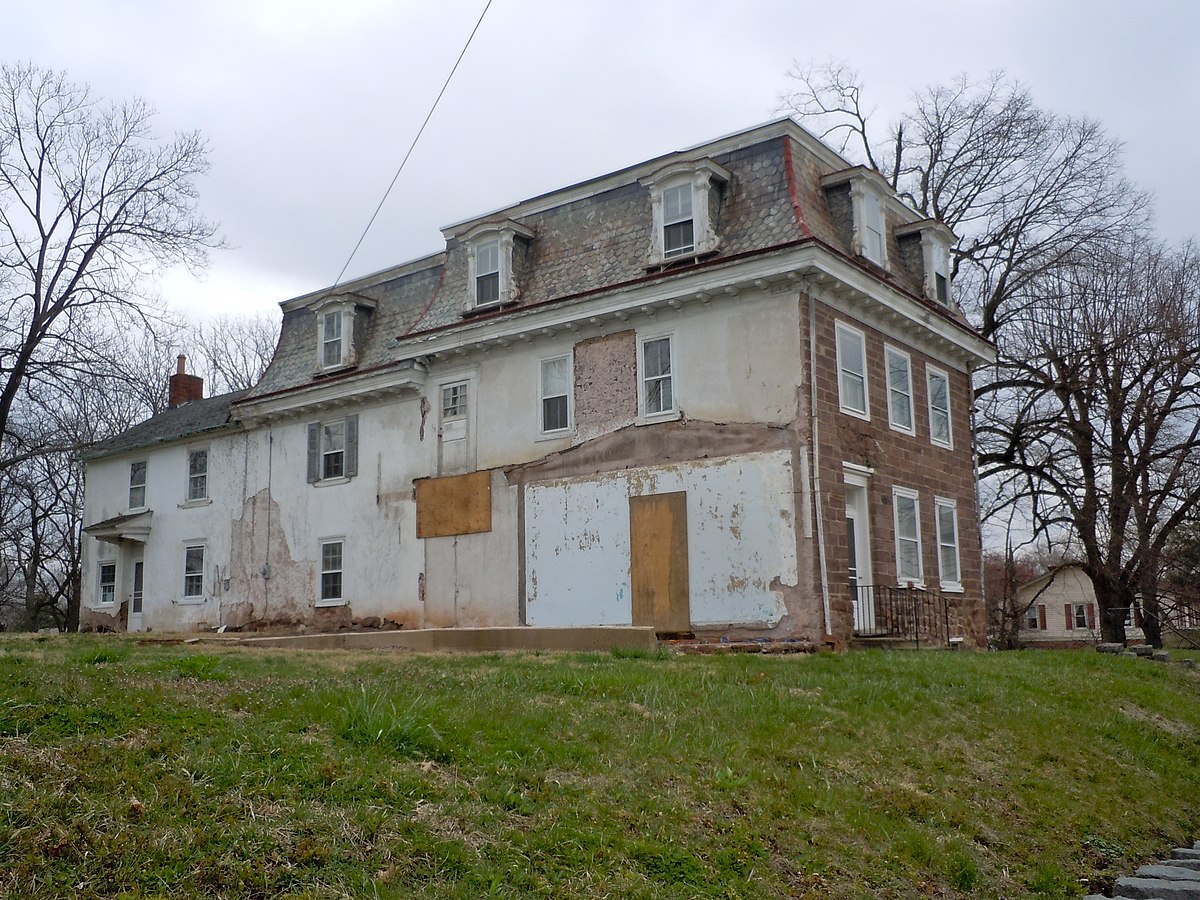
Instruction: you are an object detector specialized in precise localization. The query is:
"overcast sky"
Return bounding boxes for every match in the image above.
[4,1,1197,320]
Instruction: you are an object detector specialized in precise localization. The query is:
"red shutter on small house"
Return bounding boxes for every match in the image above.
[1086,604,1096,630]
[1064,604,1073,630]
[1037,605,1047,630]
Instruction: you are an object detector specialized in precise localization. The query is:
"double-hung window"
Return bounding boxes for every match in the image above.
[927,367,952,448]
[306,415,359,483]
[835,323,868,419]
[129,461,147,509]
[893,488,923,585]
[641,335,674,416]
[98,562,116,605]
[539,355,572,434]
[662,183,694,258]
[475,239,500,307]
[934,498,961,590]
[862,191,886,265]
[322,309,343,368]
[187,449,208,501]
[884,346,914,434]
[319,540,344,604]
[183,545,205,599]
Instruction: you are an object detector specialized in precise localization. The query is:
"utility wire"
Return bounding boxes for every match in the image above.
[330,0,494,289]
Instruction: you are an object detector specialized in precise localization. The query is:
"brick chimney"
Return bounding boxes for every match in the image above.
[168,354,204,408]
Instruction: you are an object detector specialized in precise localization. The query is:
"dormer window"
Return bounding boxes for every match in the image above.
[310,295,376,373]
[462,221,534,312]
[896,219,956,309]
[640,159,730,266]
[821,167,894,270]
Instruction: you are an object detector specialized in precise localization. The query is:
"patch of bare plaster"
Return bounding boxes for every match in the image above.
[766,574,823,640]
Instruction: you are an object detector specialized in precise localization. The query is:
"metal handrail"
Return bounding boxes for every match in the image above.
[852,584,951,648]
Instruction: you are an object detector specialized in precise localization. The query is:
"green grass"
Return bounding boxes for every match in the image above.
[0,638,1198,898]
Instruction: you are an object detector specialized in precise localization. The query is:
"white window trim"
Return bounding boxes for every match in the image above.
[463,221,533,311]
[315,302,354,371]
[1072,602,1089,630]
[181,543,206,604]
[850,181,889,269]
[97,561,117,606]
[537,353,574,438]
[884,345,916,435]
[128,460,148,511]
[186,446,209,503]
[317,538,346,607]
[321,420,347,481]
[926,365,954,450]
[639,159,730,266]
[637,331,679,421]
[835,322,870,421]
[934,497,963,592]
[892,487,924,587]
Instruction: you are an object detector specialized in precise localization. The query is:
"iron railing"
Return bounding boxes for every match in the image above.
[852,584,951,649]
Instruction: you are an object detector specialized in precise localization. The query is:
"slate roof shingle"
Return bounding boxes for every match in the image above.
[83,390,245,460]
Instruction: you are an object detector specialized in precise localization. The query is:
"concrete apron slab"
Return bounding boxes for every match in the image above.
[235,626,659,653]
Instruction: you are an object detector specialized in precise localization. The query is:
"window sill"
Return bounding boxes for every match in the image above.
[313,476,351,488]
[895,581,926,591]
[176,597,206,606]
[179,498,212,509]
[839,406,870,422]
[316,599,347,608]
[888,423,916,437]
[461,299,517,319]
[939,583,965,594]
[535,429,573,443]
[637,409,682,426]
[930,440,954,451]
[126,506,148,515]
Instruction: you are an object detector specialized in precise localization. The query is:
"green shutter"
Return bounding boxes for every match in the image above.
[307,423,321,483]
[345,414,359,478]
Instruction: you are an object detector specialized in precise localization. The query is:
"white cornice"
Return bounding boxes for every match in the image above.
[394,245,995,370]
[234,362,427,424]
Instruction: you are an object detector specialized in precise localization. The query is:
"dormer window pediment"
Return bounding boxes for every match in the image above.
[462,220,534,313]
[640,158,730,266]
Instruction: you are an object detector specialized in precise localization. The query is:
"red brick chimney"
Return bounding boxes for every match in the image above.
[168,354,204,408]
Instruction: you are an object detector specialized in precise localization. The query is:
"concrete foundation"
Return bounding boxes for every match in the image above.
[236,625,658,653]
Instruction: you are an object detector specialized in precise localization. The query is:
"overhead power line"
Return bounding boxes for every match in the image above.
[330,0,494,290]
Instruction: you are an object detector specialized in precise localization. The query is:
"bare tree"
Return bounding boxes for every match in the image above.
[194,313,280,394]
[979,239,1200,643]
[0,63,219,469]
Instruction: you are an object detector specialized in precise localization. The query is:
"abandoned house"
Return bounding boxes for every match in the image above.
[79,118,996,646]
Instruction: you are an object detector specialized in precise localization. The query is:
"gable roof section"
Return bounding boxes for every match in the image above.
[83,390,246,460]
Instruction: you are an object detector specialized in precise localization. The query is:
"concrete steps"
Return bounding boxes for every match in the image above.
[1085,842,1200,899]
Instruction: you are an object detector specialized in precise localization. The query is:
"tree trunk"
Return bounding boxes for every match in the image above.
[66,566,81,633]
[1140,592,1164,648]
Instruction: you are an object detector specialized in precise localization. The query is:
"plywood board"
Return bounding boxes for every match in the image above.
[629,491,690,632]
[415,470,492,539]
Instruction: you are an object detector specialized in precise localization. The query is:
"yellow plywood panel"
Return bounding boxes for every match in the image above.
[629,491,690,633]
[415,470,492,539]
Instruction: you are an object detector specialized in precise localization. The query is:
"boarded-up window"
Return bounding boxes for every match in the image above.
[416,470,492,538]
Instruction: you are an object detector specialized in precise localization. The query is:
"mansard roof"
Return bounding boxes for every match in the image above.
[238,118,980,408]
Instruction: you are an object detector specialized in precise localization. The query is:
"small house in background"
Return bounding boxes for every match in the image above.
[79,118,995,646]
[1015,564,1144,647]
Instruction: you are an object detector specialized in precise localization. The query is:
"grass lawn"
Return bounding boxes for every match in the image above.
[1,637,1199,898]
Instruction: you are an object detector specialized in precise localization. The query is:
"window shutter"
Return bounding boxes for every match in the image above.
[1064,604,1073,630]
[307,422,321,483]
[1037,605,1046,630]
[345,414,359,478]
[1086,603,1096,630]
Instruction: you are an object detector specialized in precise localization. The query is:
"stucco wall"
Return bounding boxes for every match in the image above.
[524,450,799,630]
